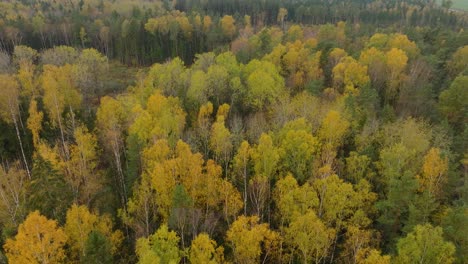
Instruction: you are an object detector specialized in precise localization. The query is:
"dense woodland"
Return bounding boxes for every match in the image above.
[0,0,467,263]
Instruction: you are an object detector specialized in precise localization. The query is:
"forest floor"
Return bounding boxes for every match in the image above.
[102,61,141,95]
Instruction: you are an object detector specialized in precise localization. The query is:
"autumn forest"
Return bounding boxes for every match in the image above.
[0,0,467,263]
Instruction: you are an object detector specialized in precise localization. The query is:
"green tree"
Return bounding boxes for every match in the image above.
[243,60,284,110]
[27,156,72,223]
[251,133,279,180]
[278,120,319,183]
[395,224,455,264]
[144,58,187,98]
[447,45,468,77]
[82,231,113,264]
[439,76,468,126]
[136,224,182,264]
[441,206,468,262]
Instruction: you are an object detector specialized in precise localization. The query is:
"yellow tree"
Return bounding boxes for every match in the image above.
[340,225,378,264]
[385,48,408,103]
[367,33,389,50]
[227,215,281,264]
[318,110,350,173]
[176,16,193,39]
[149,143,181,223]
[41,65,66,148]
[196,102,214,157]
[285,25,304,42]
[250,133,279,219]
[277,8,288,29]
[27,99,43,148]
[265,41,322,92]
[96,95,130,209]
[220,15,236,40]
[120,140,169,237]
[345,152,372,183]
[66,125,103,205]
[328,48,348,69]
[388,33,419,59]
[189,233,224,264]
[279,127,319,183]
[332,56,370,94]
[273,174,318,224]
[313,174,375,228]
[203,16,213,34]
[232,140,251,215]
[359,47,387,91]
[252,133,279,180]
[0,162,27,230]
[41,64,82,159]
[64,204,122,262]
[219,178,243,225]
[129,91,186,147]
[312,174,376,263]
[285,211,335,264]
[4,211,67,264]
[356,249,391,264]
[17,61,37,98]
[0,74,30,178]
[210,104,233,176]
[417,148,448,199]
[287,42,322,90]
[243,60,285,110]
[146,138,241,229]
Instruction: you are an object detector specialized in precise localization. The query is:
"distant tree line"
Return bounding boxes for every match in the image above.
[0,0,466,65]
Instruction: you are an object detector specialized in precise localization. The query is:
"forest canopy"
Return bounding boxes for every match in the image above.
[0,0,467,263]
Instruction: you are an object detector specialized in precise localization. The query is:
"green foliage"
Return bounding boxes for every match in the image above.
[136,224,182,264]
[82,231,113,264]
[395,224,455,264]
[439,76,468,126]
[27,157,73,224]
[0,2,466,263]
[243,60,285,110]
[441,206,468,263]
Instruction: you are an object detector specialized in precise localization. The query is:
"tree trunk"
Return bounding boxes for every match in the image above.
[11,110,30,179]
